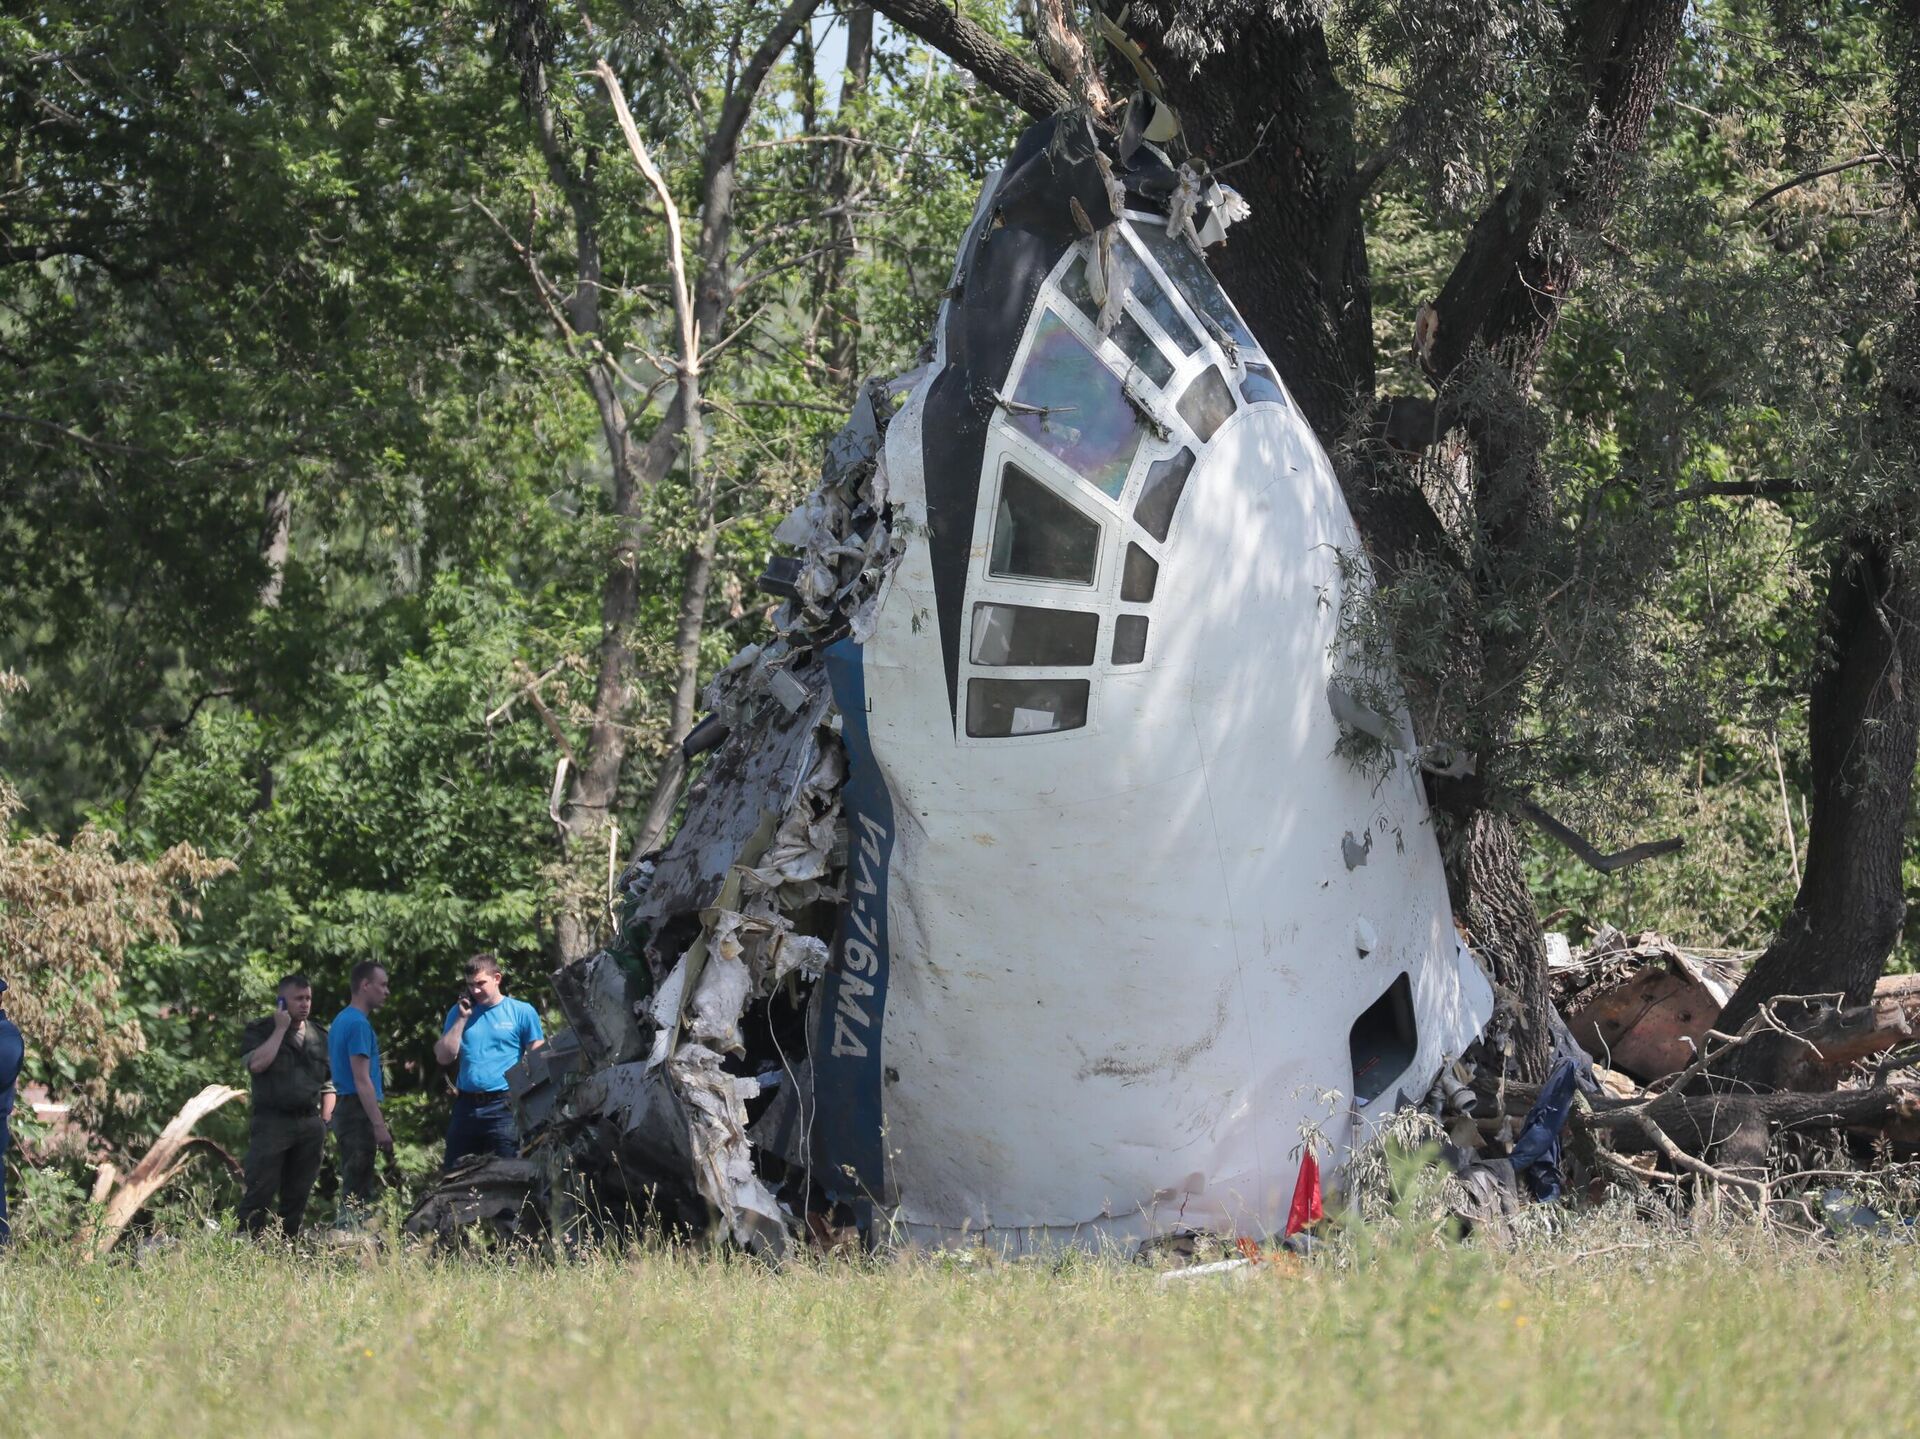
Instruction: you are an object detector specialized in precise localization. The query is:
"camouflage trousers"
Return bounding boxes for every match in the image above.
[237,1110,326,1239]
[331,1100,385,1223]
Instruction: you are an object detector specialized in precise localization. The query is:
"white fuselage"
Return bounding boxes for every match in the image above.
[831,200,1491,1246]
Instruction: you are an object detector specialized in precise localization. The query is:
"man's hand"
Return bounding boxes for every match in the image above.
[372,1118,393,1149]
[273,1005,293,1033]
[456,993,474,1020]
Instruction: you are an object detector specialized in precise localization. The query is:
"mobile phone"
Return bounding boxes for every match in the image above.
[277,996,287,1011]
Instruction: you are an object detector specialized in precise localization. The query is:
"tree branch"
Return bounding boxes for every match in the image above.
[593,59,699,377]
[867,0,1071,121]
[1518,797,1683,874]
[707,0,824,179]
[1651,478,1802,507]
[1748,151,1887,209]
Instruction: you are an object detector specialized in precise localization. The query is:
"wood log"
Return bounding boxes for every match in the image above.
[1779,975,1920,1085]
[1584,1085,1920,1168]
[79,1084,245,1259]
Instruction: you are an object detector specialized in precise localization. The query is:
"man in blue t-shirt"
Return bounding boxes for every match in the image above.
[433,953,543,1169]
[327,961,392,1219]
[0,977,24,1248]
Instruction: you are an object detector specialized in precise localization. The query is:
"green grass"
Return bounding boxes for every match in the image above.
[1,1214,1914,1437]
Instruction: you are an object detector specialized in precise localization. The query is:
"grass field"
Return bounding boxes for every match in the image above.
[1,1212,1914,1437]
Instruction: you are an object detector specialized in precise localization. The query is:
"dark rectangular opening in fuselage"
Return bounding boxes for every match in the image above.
[1349,972,1417,1105]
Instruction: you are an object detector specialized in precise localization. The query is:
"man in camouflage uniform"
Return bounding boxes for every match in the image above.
[237,973,335,1239]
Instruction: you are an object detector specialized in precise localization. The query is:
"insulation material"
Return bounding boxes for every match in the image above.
[670,1041,787,1250]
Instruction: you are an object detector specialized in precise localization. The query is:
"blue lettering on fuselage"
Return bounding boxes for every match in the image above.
[812,640,894,1201]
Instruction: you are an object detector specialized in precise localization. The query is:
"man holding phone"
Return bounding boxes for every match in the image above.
[327,961,393,1220]
[433,953,542,1169]
[236,973,334,1239]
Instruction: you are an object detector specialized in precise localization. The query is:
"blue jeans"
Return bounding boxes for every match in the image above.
[444,1093,517,1169]
[1,1112,11,1247]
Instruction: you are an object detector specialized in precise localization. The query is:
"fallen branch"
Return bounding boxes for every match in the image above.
[80,1084,246,1260]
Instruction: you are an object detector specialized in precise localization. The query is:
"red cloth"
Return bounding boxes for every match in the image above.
[1285,1150,1323,1236]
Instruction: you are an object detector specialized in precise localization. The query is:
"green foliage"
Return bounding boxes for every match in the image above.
[3,0,1018,1158]
[112,576,561,1146]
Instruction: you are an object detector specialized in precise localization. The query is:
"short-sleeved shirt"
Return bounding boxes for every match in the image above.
[442,996,543,1094]
[328,1006,385,1101]
[239,1014,334,1115]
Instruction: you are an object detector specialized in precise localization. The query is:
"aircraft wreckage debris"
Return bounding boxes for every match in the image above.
[496,110,1498,1255]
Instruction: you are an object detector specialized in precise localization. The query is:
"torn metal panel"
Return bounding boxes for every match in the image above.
[631,675,836,936]
[550,951,645,1070]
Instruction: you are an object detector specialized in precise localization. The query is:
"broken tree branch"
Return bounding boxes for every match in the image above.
[1517,798,1683,874]
[1748,151,1888,208]
[594,59,698,379]
[81,1084,246,1260]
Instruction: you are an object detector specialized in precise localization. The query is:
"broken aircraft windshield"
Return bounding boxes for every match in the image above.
[1008,310,1147,498]
[1057,249,1200,372]
[1139,224,1258,353]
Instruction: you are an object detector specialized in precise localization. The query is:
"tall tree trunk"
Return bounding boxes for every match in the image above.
[635,397,716,856]
[1454,810,1554,1075]
[1720,300,1920,1086]
[1138,12,1375,440]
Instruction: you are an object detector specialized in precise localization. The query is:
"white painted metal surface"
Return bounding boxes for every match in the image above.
[850,201,1492,1246]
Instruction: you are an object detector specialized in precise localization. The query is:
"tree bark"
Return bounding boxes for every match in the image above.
[1452,809,1554,1077]
[867,0,1070,121]
[635,415,718,856]
[1718,535,1920,1083]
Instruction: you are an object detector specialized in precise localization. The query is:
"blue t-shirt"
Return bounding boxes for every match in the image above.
[328,1006,384,1100]
[443,996,543,1094]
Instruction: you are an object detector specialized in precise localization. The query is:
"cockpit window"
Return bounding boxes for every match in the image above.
[967,677,1090,737]
[990,463,1101,584]
[1139,225,1257,352]
[1176,366,1237,443]
[1111,615,1149,666]
[1061,252,1199,366]
[969,602,1099,666]
[1241,362,1288,407]
[1132,447,1194,543]
[1120,543,1158,603]
[1110,311,1174,387]
[1009,310,1148,498]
